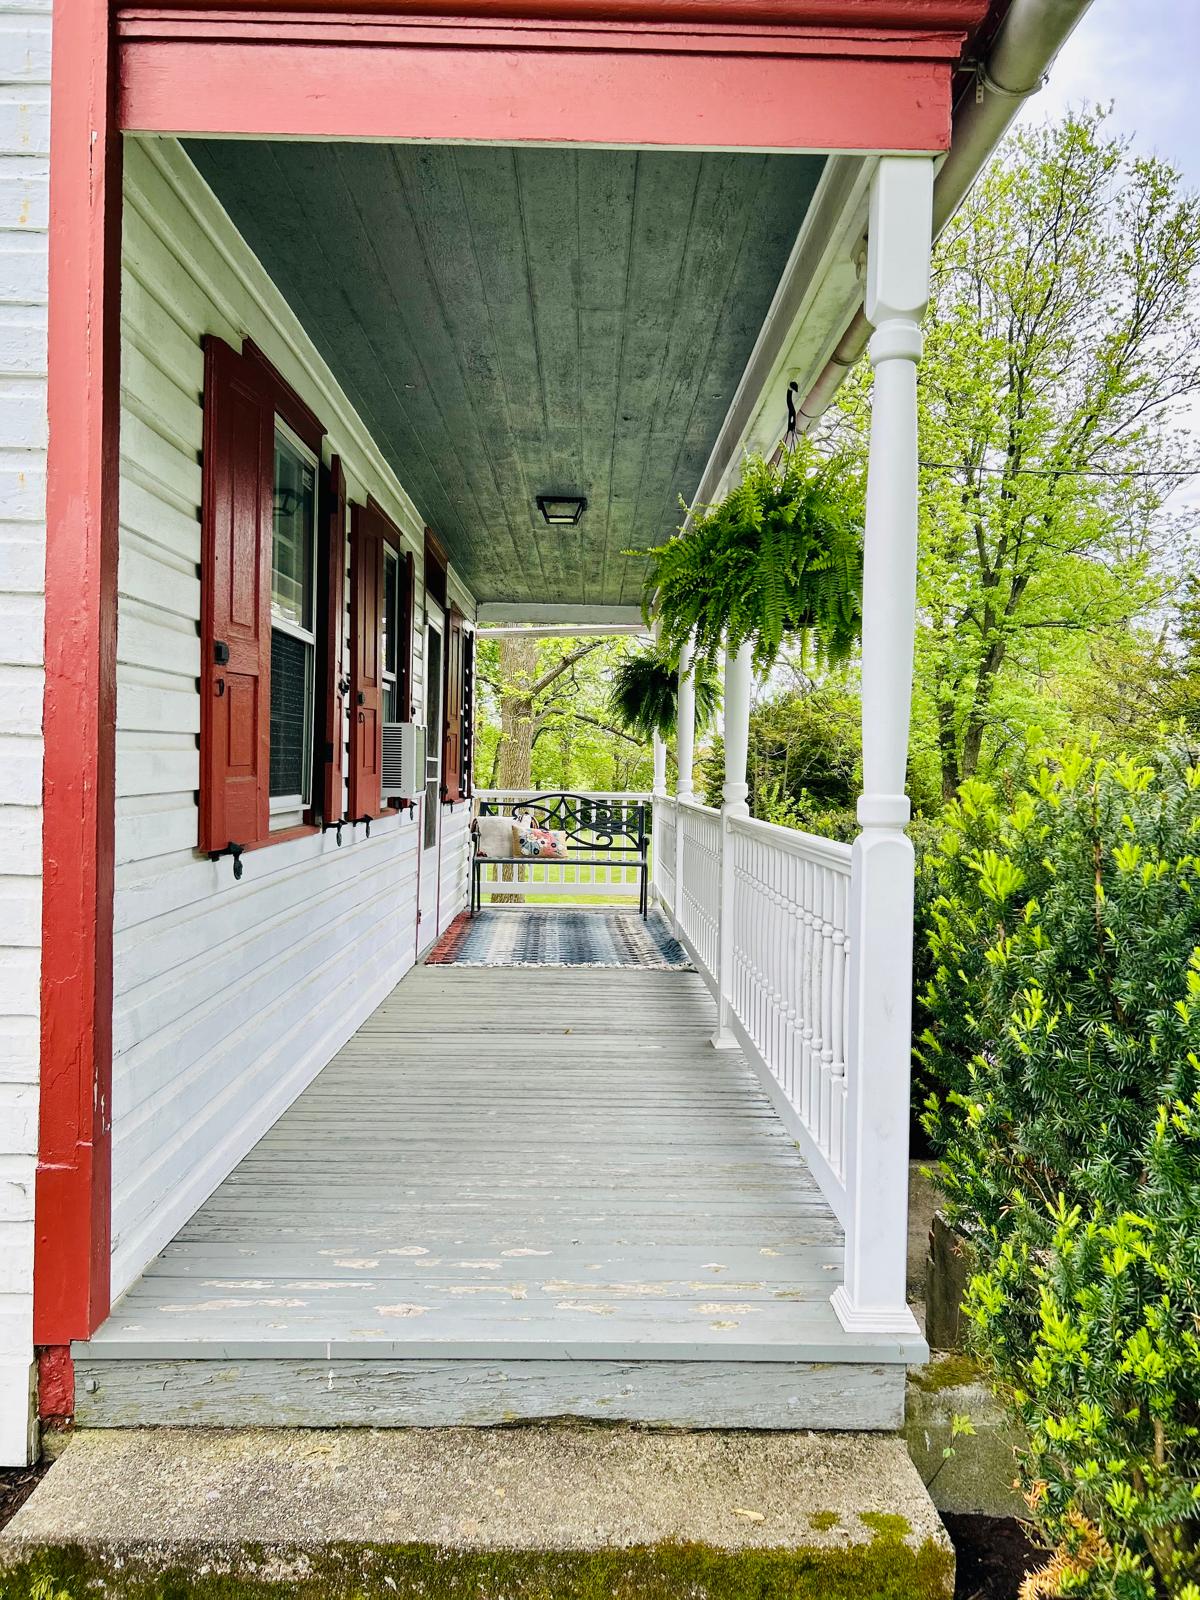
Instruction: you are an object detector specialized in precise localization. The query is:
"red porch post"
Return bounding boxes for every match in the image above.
[34,0,122,1400]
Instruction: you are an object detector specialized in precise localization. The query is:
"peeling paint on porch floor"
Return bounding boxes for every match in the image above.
[0,1426,954,1598]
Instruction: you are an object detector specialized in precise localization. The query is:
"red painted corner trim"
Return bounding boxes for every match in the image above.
[36,1346,75,1421]
[36,0,122,1347]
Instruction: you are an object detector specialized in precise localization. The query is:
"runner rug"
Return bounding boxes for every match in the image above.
[426,907,692,969]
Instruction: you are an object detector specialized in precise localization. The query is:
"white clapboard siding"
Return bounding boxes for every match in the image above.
[439,804,472,933]
[0,0,48,1468]
[111,136,476,1305]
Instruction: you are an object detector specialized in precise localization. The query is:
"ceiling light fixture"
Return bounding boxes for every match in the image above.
[536,493,587,527]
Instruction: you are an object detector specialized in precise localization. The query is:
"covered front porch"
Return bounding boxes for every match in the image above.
[20,0,1053,1461]
[75,957,916,1431]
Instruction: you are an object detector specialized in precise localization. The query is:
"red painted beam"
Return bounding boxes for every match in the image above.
[36,0,121,1353]
[120,36,958,149]
[119,0,992,25]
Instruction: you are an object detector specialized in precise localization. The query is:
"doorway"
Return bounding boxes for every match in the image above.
[418,601,444,951]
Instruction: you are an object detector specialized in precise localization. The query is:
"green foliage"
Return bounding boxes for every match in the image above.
[475,635,656,794]
[639,442,864,676]
[699,682,861,835]
[831,109,1200,801]
[606,648,720,742]
[921,738,1200,1595]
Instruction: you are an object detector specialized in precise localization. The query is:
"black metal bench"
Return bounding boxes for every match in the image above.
[471,792,649,918]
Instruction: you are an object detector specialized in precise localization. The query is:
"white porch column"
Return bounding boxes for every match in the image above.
[649,623,668,907]
[711,639,752,1048]
[831,156,933,1342]
[675,637,696,802]
[651,732,668,799]
[673,637,696,932]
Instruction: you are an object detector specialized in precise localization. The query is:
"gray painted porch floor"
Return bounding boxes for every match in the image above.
[77,965,913,1427]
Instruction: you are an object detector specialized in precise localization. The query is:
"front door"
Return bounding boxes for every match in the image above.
[418,602,444,951]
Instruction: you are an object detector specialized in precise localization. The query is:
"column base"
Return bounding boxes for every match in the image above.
[710,1027,739,1051]
[830,1285,925,1346]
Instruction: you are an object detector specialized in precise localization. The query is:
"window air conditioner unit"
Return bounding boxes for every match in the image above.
[381,720,425,802]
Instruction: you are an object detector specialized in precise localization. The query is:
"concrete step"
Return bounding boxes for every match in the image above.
[0,1425,954,1598]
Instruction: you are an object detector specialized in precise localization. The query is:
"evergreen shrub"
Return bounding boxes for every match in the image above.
[921,741,1200,1597]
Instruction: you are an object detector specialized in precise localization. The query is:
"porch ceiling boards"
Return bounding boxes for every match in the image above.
[75,965,911,1430]
[185,141,824,609]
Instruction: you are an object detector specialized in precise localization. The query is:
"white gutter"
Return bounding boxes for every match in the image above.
[792,0,1095,430]
[477,623,652,639]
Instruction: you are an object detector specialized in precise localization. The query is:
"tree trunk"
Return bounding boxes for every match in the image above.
[493,636,538,902]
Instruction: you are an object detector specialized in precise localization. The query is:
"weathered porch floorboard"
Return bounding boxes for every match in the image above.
[76,967,916,1429]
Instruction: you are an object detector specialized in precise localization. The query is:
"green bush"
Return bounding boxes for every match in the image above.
[699,684,861,820]
[921,740,1200,1597]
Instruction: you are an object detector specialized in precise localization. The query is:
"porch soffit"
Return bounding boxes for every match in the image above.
[186,140,826,608]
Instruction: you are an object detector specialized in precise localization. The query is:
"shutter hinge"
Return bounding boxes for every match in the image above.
[209,842,246,881]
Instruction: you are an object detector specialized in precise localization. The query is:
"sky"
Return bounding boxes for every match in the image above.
[1020,0,1200,510]
[1025,0,1200,189]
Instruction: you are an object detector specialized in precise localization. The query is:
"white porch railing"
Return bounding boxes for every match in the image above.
[673,799,722,994]
[473,790,649,902]
[652,800,853,1223]
[654,795,678,919]
[729,815,851,1210]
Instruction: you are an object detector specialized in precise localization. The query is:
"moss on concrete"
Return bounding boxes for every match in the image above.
[859,1513,912,1540]
[909,1353,982,1394]
[0,1536,955,1600]
[808,1511,841,1532]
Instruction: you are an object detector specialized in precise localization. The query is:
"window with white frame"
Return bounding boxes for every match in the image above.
[269,419,318,826]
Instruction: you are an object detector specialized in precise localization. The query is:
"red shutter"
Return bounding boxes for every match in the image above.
[349,501,384,819]
[319,456,347,824]
[442,607,465,803]
[199,336,272,854]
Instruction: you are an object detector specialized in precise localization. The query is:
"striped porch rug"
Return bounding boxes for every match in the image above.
[426,907,692,970]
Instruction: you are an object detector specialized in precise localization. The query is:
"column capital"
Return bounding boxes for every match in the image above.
[864,155,934,330]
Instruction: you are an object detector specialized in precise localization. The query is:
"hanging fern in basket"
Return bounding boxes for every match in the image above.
[607,648,722,742]
[638,442,864,675]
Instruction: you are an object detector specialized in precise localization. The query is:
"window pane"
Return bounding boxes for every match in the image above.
[425,624,442,849]
[270,628,312,800]
[384,547,399,681]
[272,429,316,631]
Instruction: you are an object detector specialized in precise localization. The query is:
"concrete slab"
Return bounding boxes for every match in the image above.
[1,1426,955,1598]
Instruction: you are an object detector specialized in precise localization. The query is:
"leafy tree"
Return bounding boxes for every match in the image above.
[475,634,655,795]
[838,109,1200,801]
[699,679,861,827]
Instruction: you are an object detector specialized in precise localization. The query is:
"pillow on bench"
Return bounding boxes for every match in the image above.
[515,824,568,860]
[474,812,530,858]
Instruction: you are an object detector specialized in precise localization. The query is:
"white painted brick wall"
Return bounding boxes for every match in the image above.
[0,0,48,1467]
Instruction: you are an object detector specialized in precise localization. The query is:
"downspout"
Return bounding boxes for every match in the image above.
[794,0,1095,430]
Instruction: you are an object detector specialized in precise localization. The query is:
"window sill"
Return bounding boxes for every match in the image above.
[243,823,321,853]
